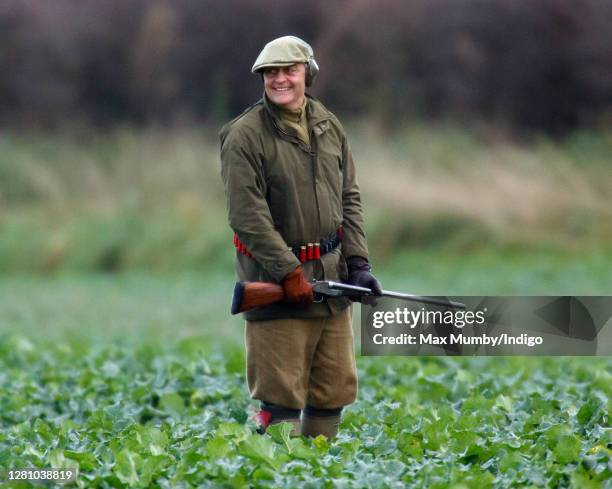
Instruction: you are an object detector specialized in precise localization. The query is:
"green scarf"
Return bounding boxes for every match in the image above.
[278,97,309,146]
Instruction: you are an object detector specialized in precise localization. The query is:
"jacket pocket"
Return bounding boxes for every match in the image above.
[319,246,347,282]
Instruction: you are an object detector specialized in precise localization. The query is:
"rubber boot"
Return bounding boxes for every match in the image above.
[253,409,273,434]
[253,402,301,437]
[300,406,342,439]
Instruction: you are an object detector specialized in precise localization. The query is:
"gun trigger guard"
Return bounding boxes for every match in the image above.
[313,293,324,303]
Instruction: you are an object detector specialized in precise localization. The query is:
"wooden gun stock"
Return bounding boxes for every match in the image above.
[231,281,286,315]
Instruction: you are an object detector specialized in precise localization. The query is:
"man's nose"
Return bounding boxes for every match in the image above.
[273,70,288,82]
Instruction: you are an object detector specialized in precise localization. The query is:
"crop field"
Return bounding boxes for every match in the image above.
[1,128,611,487]
[1,327,610,488]
[1,268,611,489]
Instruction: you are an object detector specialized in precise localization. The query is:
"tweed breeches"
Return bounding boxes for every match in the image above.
[245,305,357,410]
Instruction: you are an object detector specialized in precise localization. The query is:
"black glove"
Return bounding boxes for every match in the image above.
[346,256,383,304]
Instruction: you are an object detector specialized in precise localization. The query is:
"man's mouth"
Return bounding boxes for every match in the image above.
[273,87,292,92]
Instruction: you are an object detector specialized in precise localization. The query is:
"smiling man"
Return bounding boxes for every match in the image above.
[220,36,382,439]
[264,63,306,110]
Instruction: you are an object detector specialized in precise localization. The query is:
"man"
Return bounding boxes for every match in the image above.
[220,36,382,439]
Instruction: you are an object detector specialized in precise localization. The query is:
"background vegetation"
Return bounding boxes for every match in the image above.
[1,125,611,279]
[2,0,612,134]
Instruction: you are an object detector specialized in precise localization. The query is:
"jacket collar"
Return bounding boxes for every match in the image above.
[263,92,332,130]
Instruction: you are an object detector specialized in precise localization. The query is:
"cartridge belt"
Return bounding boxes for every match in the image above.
[291,226,343,262]
[233,226,343,263]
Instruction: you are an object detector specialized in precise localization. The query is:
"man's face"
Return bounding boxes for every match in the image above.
[263,63,306,110]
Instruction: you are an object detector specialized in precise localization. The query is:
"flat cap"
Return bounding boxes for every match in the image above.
[252,36,314,73]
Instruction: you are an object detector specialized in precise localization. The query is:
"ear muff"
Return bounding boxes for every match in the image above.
[305,57,319,87]
[258,58,319,86]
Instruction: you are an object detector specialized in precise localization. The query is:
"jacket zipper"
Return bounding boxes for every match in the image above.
[309,128,322,239]
[270,115,327,239]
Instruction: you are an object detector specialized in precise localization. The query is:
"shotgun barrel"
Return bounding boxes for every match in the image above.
[312,281,465,309]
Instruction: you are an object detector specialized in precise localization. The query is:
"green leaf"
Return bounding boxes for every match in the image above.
[312,434,330,453]
[544,424,570,448]
[252,466,275,480]
[47,449,79,470]
[495,395,513,413]
[33,418,55,445]
[159,392,185,415]
[88,408,113,431]
[140,455,172,486]
[465,470,495,488]
[217,422,248,439]
[499,450,523,471]
[266,422,293,452]
[577,398,602,426]
[64,450,98,471]
[571,466,607,489]
[287,438,317,461]
[553,435,582,464]
[101,360,120,378]
[462,394,494,412]
[398,435,423,459]
[451,430,478,454]
[238,435,279,470]
[141,426,169,456]
[206,435,231,458]
[114,449,141,486]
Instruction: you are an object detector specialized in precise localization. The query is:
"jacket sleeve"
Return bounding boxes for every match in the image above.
[340,132,370,260]
[220,126,301,282]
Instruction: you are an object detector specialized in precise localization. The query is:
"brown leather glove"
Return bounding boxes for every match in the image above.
[282,266,313,305]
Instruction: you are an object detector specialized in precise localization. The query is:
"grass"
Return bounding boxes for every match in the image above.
[1,125,612,276]
[382,247,612,296]
[0,272,240,345]
[2,241,611,347]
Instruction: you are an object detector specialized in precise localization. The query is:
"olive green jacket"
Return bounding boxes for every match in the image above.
[220,93,369,320]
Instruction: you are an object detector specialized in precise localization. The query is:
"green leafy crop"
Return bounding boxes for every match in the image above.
[0,336,610,488]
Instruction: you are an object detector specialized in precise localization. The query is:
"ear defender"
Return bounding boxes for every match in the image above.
[305,57,319,87]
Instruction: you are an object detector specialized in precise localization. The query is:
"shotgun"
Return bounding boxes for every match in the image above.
[231,280,466,314]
